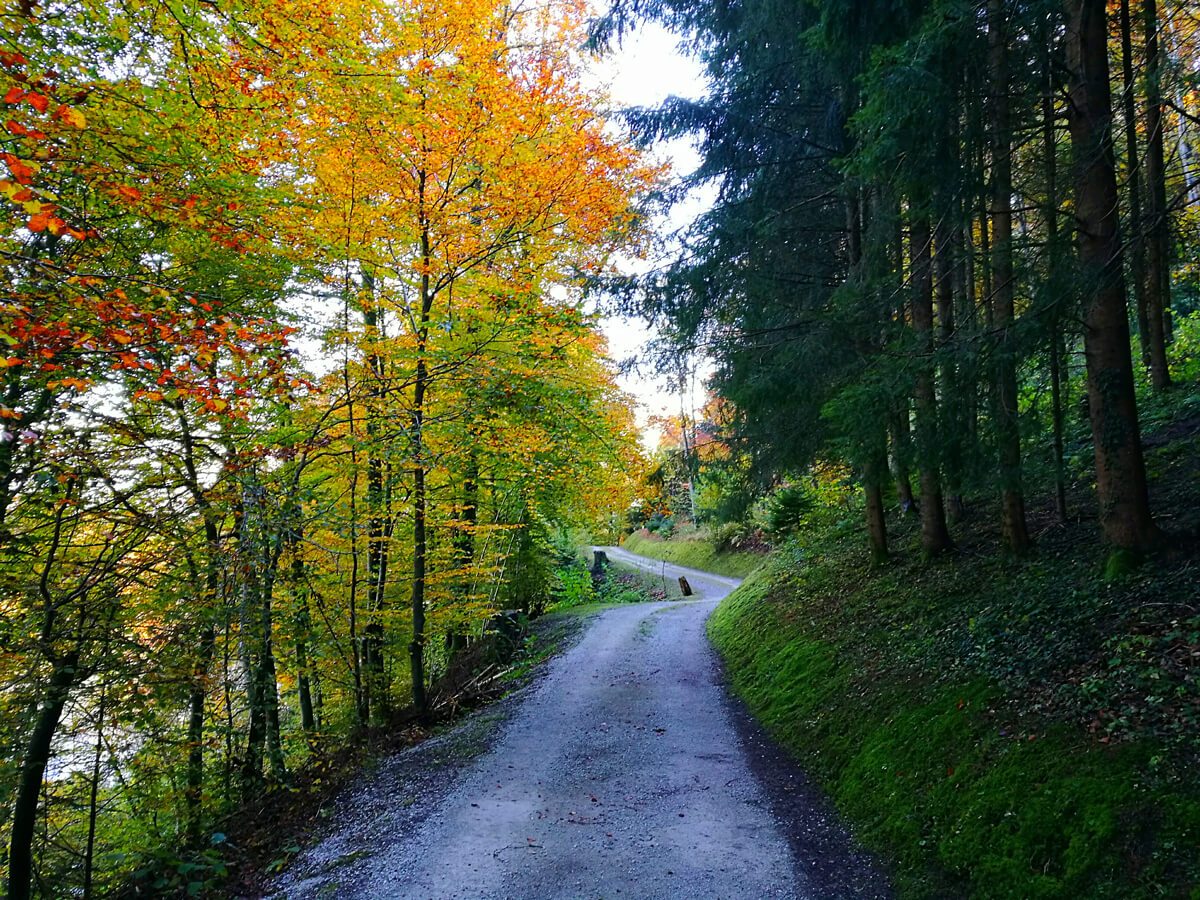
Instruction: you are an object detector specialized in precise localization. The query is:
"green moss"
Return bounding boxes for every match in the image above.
[706,553,1200,899]
[622,531,764,578]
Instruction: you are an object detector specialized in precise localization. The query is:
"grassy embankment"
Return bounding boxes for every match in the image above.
[621,529,766,578]
[650,433,1200,897]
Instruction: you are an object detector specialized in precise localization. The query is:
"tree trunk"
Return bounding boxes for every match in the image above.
[7,656,79,900]
[850,186,889,564]
[342,335,367,726]
[935,194,965,521]
[83,674,107,900]
[290,525,316,745]
[362,269,391,724]
[1119,0,1151,366]
[1141,0,1171,390]
[864,446,890,566]
[177,402,221,839]
[1062,0,1159,551]
[890,408,915,514]
[988,0,1030,554]
[1045,47,1069,525]
[910,215,953,554]
[260,574,286,780]
[410,197,433,719]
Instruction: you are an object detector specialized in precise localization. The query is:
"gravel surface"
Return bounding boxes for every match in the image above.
[269,549,891,900]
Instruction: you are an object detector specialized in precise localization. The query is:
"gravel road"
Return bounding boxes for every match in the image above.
[270,549,890,900]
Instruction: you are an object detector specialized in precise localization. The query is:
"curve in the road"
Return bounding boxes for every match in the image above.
[271,548,890,900]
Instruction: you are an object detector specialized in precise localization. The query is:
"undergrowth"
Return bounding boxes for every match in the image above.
[707,424,1200,897]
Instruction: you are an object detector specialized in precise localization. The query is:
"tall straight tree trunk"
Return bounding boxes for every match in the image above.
[910,215,953,555]
[177,404,220,838]
[889,203,916,515]
[7,655,79,900]
[935,193,965,521]
[988,0,1030,554]
[361,269,391,723]
[260,569,286,780]
[1062,0,1159,552]
[237,487,284,785]
[82,673,107,900]
[410,185,433,719]
[849,187,889,564]
[1119,0,1151,366]
[1142,0,1172,390]
[864,447,890,567]
[1045,49,1069,525]
[289,525,317,745]
[341,319,367,726]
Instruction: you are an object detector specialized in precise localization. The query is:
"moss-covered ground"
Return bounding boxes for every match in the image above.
[695,425,1200,898]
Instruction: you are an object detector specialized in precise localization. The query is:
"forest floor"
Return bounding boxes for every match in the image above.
[697,400,1200,897]
[260,559,891,900]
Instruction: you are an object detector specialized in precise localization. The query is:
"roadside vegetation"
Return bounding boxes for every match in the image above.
[597,1,1200,893]
[620,529,766,578]
[630,382,1200,896]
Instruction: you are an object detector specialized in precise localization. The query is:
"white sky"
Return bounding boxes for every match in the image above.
[582,23,711,449]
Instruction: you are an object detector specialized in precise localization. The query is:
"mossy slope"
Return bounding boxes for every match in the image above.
[708,559,1200,899]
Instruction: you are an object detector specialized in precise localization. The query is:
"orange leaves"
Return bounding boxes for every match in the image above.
[2,153,38,184]
[52,105,85,129]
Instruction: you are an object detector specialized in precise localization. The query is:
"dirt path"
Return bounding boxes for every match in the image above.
[270,549,890,900]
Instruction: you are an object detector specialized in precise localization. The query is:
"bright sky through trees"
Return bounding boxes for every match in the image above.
[588,23,710,446]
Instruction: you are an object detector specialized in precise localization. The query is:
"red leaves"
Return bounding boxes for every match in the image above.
[3,153,37,184]
[1,88,52,114]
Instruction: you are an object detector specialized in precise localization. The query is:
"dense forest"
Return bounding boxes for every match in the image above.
[600,0,1199,564]
[5,0,1200,895]
[0,1,655,896]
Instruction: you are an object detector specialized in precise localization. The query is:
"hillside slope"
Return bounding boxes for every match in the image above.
[704,428,1200,898]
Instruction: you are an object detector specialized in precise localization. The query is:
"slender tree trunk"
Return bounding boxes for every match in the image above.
[1062,0,1159,551]
[850,187,889,564]
[864,445,890,566]
[1142,0,1171,390]
[988,0,1030,554]
[177,403,221,839]
[410,191,433,719]
[185,617,215,834]
[935,192,965,521]
[890,407,915,514]
[910,215,953,554]
[362,269,391,723]
[234,494,262,787]
[1120,0,1151,366]
[83,673,107,900]
[290,525,316,744]
[1045,47,1069,525]
[339,304,367,726]
[7,656,79,900]
[260,572,286,780]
